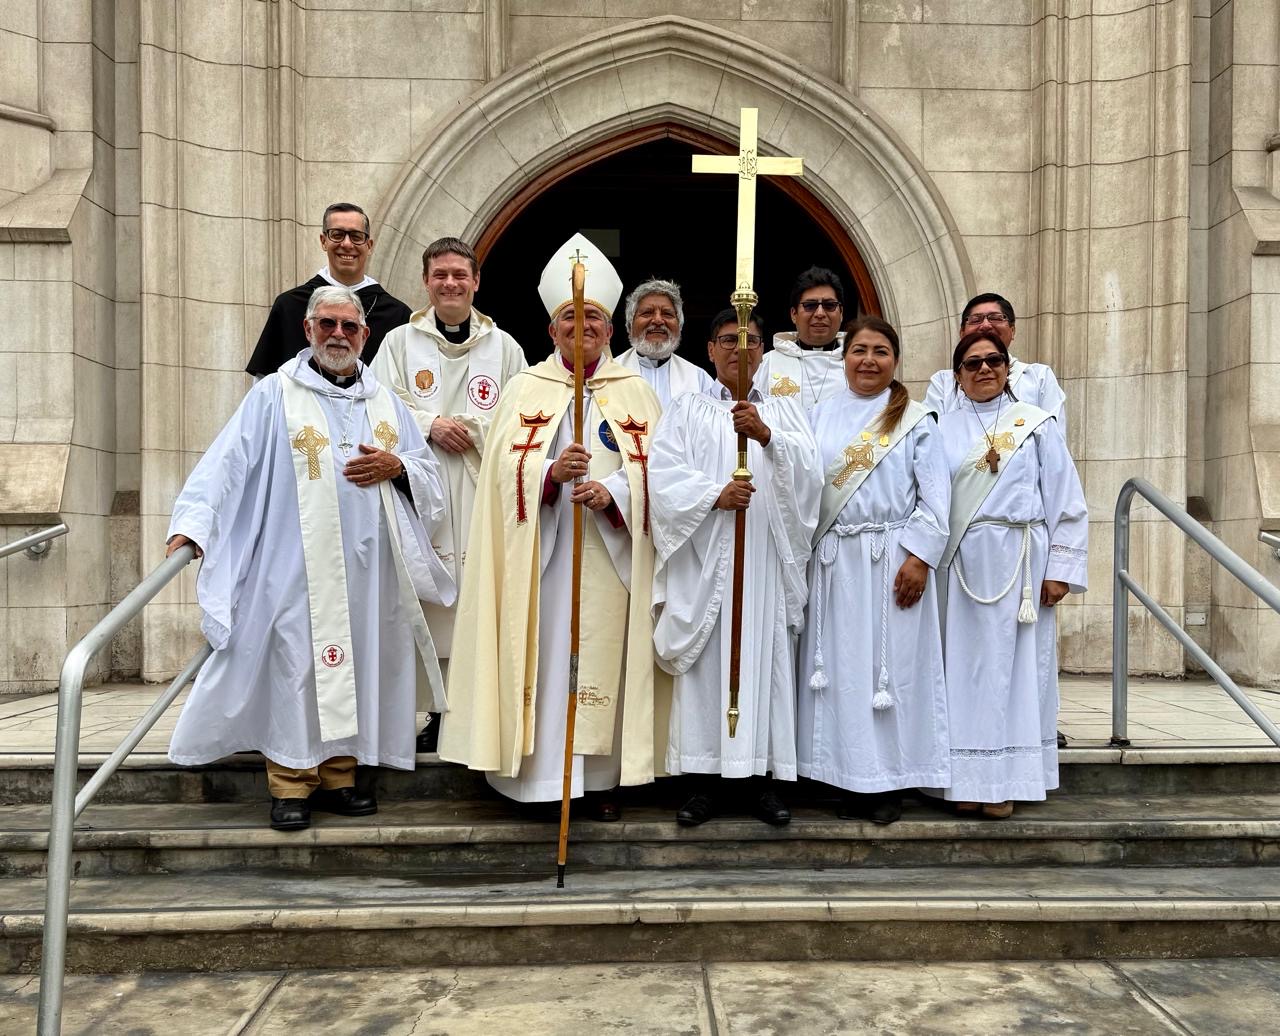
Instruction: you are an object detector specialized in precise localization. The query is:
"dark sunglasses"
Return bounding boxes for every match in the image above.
[797,299,841,313]
[314,317,363,336]
[960,353,1008,372]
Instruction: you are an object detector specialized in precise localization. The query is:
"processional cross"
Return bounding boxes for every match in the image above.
[692,108,803,737]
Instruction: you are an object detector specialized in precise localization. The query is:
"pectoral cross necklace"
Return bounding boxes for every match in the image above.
[321,378,361,455]
[971,395,1004,474]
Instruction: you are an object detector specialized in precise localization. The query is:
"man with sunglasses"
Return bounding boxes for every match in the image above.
[923,293,1067,435]
[753,266,848,411]
[245,202,411,377]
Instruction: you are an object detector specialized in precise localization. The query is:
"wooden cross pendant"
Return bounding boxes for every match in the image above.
[985,446,1000,473]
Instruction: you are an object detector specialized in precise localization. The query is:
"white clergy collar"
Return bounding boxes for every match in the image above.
[317,266,378,291]
[638,353,673,369]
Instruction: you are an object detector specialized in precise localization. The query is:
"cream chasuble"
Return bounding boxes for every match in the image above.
[437,356,667,791]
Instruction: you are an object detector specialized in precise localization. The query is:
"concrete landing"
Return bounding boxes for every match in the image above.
[4,958,1280,1035]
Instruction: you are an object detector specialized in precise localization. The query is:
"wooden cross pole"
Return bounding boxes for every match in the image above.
[692,108,803,738]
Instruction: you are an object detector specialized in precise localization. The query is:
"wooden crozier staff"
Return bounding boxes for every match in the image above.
[556,261,587,888]
[692,108,803,736]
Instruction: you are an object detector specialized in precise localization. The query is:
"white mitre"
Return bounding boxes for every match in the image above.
[538,232,623,320]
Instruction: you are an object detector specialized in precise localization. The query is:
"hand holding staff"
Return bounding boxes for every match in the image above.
[556,261,587,888]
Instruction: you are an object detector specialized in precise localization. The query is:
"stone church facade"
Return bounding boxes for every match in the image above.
[1,0,1277,692]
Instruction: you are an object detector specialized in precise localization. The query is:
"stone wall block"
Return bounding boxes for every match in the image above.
[71,354,116,452]
[6,607,68,687]
[1154,66,1190,157]
[1211,517,1268,608]
[1207,209,1251,311]
[484,93,567,170]
[6,527,67,608]
[0,279,74,351]
[1231,0,1280,66]
[1205,363,1252,459]
[139,357,181,448]
[815,140,896,223]
[0,119,53,198]
[1091,73,1153,165]
[1060,164,1090,233]
[178,0,243,65]
[1153,150,1189,224]
[964,235,1030,306]
[883,247,945,333]
[1089,159,1153,229]
[181,142,244,219]
[430,131,521,225]
[1210,602,1256,683]
[140,134,179,211]
[409,78,484,150]
[921,89,1030,171]
[859,23,1032,91]
[41,41,95,131]
[180,367,249,452]
[13,351,73,442]
[1149,303,1189,375]
[1250,290,1280,364]
[0,0,37,36]
[0,29,40,111]
[305,9,485,79]
[859,190,921,267]
[139,205,180,298]
[1247,360,1280,429]
[1229,63,1278,157]
[64,512,110,608]
[303,77,411,164]
[179,56,245,152]
[1152,219,1189,309]
[1062,81,1092,168]
[140,601,206,680]
[858,88,923,156]
[1087,223,1154,315]
[897,317,950,383]
[932,171,1029,237]
[1190,78,1208,166]
[1208,0,1233,81]
[1092,5,1154,82]
[179,211,245,305]
[1083,373,1148,461]
[1207,65,1232,164]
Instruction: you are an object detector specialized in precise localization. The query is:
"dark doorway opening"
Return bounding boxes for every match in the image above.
[477,129,878,372]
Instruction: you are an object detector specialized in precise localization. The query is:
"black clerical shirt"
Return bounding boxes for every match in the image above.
[245,274,411,377]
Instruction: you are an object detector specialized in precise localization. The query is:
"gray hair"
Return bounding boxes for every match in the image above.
[624,278,684,331]
[305,285,366,323]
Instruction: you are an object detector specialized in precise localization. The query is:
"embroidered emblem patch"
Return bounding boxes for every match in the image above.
[771,375,800,397]
[973,431,1017,472]
[599,420,619,452]
[511,411,553,525]
[577,687,612,708]
[413,369,437,398]
[320,644,345,668]
[468,374,499,410]
[373,420,398,453]
[292,425,329,481]
[833,441,875,488]
[617,415,652,535]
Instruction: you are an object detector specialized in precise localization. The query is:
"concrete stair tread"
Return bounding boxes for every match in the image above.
[7,794,1280,849]
[4,866,1280,934]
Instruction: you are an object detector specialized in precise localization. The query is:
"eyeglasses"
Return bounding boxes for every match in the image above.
[959,353,1009,372]
[313,317,364,336]
[797,299,841,314]
[963,312,1010,326]
[322,228,370,245]
[714,333,764,348]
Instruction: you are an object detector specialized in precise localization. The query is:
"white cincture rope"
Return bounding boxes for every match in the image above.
[809,517,910,711]
[952,518,1045,624]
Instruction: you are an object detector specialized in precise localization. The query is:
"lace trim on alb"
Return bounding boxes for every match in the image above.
[951,737,1057,759]
[1049,543,1086,561]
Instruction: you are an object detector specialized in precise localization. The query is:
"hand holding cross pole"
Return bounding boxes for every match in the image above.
[692,108,803,738]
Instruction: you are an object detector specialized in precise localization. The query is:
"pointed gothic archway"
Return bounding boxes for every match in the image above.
[374,16,973,386]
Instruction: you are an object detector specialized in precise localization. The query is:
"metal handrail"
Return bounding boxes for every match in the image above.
[0,523,68,561]
[38,545,209,1035]
[1112,477,1280,748]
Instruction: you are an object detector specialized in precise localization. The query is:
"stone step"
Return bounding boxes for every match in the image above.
[5,746,1280,807]
[5,864,1280,973]
[5,794,1280,877]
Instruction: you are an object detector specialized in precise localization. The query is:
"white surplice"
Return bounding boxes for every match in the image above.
[167,357,453,771]
[936,400,1088,802]
[485,382,634,803]
[649,387,822,780]
[797,388,952,793]
[614,348,715,408]
[752,333,846,412]
[924,358,1068,437]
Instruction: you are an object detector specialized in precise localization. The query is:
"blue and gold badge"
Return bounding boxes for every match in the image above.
[599,420,619,452]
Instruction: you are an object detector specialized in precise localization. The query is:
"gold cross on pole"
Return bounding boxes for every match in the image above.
[691,108,804,294]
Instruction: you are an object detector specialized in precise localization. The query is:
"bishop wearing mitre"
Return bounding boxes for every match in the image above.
[437,233,666,819]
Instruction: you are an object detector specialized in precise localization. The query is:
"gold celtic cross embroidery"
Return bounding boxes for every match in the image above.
[373,420,398,453]
[974,431,1017,471]
[292,425,329,481]
[833,441,875,488]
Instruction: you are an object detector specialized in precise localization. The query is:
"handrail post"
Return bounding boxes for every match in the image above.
[1111,483,1133,747]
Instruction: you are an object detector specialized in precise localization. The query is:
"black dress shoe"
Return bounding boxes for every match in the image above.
[753,789,791,827]
[417,713,441,753]
[1057,729,1068,748]
[585,793,621,822]
[676,792,717,827]
[837,793,902,825]
[270,797,310,831]
[308,785,378,817]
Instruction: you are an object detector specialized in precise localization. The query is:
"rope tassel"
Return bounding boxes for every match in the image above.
[872,665,893,711]
[1018,587,1038,624]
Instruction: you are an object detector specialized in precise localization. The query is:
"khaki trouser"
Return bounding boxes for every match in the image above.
[265,756,356,799]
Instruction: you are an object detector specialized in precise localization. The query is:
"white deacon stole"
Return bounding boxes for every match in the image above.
[807,400,931,704]
[939,400,1052,623]
[281,376,444,741]
[403,324,504,417]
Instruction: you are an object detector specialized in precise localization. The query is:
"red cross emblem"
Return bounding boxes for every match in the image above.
[468,374,498,410]
[510,412,554,525]
[321,644,345,668]
[617,415,651,535]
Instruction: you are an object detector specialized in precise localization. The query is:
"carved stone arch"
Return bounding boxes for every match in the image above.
[375,16,973,383]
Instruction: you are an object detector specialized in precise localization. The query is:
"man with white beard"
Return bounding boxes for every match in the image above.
[613,278,715,406]
[166,285,455,831]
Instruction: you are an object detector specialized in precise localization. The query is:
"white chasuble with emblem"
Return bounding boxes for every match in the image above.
[796,388,952,795]
[649,390,822,780]
[167,354,454,772]
[931,398,1087,805]
[437,356,667,799]
[372,308,527,659]
[752,333,846,412]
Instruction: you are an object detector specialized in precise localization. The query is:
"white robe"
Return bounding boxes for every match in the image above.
[167,359,451,771]
[486,382,633,803]
[797,388,952,794]
[752,332,846,412]
[925,358,1067,437]
[371,307,527,659]
[650,387,822,779]
[614,348,716,408]
[937,400,1087,802]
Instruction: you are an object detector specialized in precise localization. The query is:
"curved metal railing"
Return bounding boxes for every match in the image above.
[0,523,68,561]
[37,544,210,1036]
[1112,477,1280,747]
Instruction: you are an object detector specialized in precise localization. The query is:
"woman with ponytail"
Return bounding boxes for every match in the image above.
[796,316,951,824]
